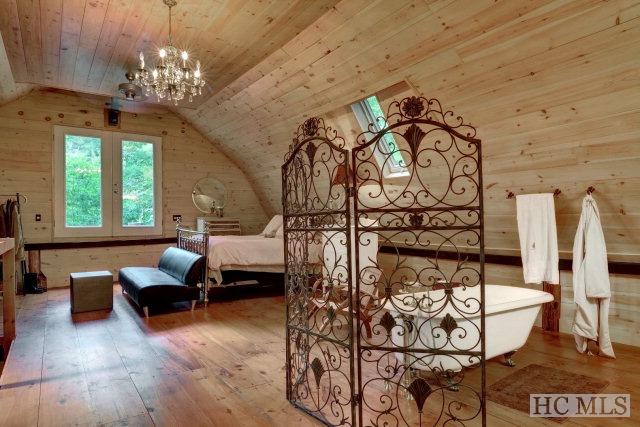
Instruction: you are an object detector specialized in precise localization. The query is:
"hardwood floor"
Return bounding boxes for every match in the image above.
[0,286,637,426]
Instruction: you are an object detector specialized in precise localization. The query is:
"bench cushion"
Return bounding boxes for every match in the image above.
[118,247,204,310]
[119,267,200,308]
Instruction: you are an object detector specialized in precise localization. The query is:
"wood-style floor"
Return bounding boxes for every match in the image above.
[0,286,637,426]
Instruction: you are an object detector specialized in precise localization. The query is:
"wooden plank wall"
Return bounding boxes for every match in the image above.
[40,244,171,288]
[180,0,640,260]
[0,88,269,287]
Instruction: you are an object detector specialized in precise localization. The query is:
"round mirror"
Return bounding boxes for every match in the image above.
[192,177,228,215]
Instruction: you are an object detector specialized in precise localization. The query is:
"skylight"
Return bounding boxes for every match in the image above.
[351,95,409,177]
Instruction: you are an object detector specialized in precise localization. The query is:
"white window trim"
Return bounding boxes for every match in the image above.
[53,126,113,238]
[351,98,409,178]
[112,132,163,236]
[53,125,163,239]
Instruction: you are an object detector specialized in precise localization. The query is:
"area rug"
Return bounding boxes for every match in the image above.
[487,363,609,423]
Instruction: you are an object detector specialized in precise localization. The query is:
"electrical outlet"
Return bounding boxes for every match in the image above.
[172,214,182,222]
[35,214,42,222]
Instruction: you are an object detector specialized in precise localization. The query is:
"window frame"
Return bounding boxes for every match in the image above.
[112,132,163,236]
[351,95,409,178]
[53,125,163,239]
[53,126,113,238]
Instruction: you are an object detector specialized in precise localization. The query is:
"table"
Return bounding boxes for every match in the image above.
[0,238,16,357]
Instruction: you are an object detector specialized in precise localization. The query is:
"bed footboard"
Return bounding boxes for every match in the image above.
[176,219,210,304]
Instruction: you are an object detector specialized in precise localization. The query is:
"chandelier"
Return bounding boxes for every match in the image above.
[135,0,206,105]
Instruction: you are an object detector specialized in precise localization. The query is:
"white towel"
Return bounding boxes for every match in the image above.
[516,194,560,284]
[572,195,615,358]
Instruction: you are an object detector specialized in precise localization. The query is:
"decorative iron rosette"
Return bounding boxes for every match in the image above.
[285,117,346,163]
[356,96,478,143]
[353,95,481,212]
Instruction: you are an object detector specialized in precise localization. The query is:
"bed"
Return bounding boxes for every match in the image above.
[206,234,285,284]
[176,216,286,303]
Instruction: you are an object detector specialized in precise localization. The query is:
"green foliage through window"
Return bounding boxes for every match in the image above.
[64,135,102,227]
[122,141,155,227]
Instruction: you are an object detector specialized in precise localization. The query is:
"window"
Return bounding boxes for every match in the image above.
[54,126,162,238]
[351,95,408,177]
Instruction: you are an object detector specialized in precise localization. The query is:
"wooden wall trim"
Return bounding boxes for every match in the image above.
[25,238,175,251]
[26,240,639,275]
[378,245,640,276]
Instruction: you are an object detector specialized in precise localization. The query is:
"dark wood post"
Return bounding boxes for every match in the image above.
[542,282,561,332]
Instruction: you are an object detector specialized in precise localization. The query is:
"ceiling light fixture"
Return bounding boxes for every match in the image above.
[118,72,144,101]
[135,0,206,105]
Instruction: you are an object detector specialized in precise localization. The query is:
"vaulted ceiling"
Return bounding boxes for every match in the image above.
[0,0,339,106]
[1,0,639,255]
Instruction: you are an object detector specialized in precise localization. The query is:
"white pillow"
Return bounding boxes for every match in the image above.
[275,224,284,238]
[261,215,283,237]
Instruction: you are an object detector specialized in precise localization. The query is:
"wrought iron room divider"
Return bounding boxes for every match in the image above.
[283,96,485,426]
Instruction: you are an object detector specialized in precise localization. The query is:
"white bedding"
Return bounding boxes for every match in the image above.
[207,235,284,283]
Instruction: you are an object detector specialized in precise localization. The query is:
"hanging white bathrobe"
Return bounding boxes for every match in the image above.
[572,194,615,358]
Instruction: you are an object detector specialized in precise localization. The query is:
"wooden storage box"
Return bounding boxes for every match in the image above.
[70,271,113,313]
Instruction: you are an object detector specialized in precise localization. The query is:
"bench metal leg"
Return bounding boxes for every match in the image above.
[143,306,149,318]
[191,300,196,311]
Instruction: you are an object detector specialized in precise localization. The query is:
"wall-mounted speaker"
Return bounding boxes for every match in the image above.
[105,108,121,127]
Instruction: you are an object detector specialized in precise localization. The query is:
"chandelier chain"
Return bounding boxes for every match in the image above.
[167,3,172,45]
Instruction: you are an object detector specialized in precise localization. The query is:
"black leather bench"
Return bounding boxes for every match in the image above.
[119,247,205,317]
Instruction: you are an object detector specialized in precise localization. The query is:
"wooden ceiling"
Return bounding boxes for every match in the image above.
[0,0,339,107]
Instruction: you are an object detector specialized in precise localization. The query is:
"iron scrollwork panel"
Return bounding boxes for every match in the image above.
[352,96,486,426]
[283,118,356,426]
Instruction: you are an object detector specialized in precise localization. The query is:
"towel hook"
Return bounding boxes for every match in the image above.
[586,186,596,195]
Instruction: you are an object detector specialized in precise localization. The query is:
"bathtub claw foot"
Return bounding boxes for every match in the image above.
[443,371,459,392]
[503,351,516,367]
[446,382,459,392]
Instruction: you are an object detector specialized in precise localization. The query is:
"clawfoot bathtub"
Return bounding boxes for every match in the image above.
[384,284,554,372]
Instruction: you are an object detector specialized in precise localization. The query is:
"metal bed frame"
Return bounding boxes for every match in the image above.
[176,218,211,304]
